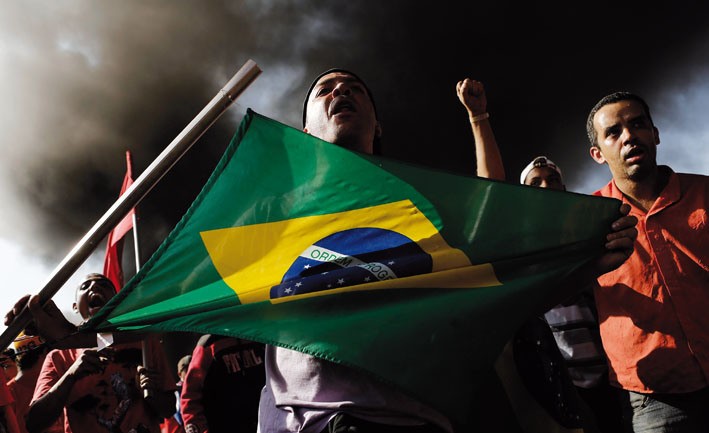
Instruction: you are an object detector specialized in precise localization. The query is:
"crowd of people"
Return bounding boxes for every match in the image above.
[0,67,704,433]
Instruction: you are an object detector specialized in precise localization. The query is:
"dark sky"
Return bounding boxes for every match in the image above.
[1,1,708,317]
[364,2,709,173]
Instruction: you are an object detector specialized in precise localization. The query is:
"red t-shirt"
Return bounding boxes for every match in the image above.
[0,369,14,407]
[160,412,185,433]
[32,340,176,433]
[593,168,709,393]
[0,369,20,433]
[8,365,64,433]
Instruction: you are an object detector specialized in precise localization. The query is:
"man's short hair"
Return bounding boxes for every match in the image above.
[519,156,563,184]
[586,91,654,148]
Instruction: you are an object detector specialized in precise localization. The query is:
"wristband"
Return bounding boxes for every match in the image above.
[471,112,489,123]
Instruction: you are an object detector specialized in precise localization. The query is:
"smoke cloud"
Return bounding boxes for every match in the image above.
[0,2,707,326]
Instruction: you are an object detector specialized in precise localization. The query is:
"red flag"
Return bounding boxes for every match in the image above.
[103,151,135,291]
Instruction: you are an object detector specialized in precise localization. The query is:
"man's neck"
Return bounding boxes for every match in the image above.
[334,138,373,155]
[615,166,668,213]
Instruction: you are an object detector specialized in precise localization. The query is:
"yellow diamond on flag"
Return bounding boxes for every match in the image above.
[201,200,500,304]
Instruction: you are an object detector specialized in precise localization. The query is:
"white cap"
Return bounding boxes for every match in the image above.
[519,156,563,184]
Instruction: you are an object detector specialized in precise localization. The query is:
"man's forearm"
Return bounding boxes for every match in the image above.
[26,374,77,433]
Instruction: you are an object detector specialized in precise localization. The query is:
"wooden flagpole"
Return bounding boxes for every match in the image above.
[0,59,261,349]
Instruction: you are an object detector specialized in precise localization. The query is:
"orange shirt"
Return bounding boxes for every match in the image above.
[593,168,709,393]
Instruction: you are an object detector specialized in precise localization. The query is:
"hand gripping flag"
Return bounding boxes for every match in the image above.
[103,150,135,291]
[85,109,621,429]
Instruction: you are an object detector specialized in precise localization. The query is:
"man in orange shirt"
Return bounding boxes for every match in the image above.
[587,91,709,432]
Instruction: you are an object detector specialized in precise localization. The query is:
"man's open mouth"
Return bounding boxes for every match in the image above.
[330,99,355,116]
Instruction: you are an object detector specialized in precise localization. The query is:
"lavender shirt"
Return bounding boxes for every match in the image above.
[257,345,452,433]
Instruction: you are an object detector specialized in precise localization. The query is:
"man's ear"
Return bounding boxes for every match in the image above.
[654,126,660,146]
[72,302,78,313]
[589,146,606,165]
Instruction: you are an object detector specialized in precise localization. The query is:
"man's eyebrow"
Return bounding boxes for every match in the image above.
[629,114,650,124]
[603,123,620,135]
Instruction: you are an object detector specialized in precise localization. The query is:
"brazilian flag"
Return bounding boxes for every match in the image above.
[86,109,620,429]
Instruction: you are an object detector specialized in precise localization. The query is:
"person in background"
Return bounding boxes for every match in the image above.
[0,368,19,433]
[587,91,709,432]
[24,273,176,433]
[517,157,623,433]
[161,354,191,433]
[181,335,265,433]
[457,77,624,433]
[0,351,17,384]
[6,332,62,433]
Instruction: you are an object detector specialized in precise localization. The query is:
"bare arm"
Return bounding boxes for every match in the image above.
[456,78,505,180]
[27,349,108,433]
[180,336,211,432]
[4,295,144,349]
[137,366,177,419]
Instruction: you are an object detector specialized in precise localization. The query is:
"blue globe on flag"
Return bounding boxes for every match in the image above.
[270,228,432,299]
